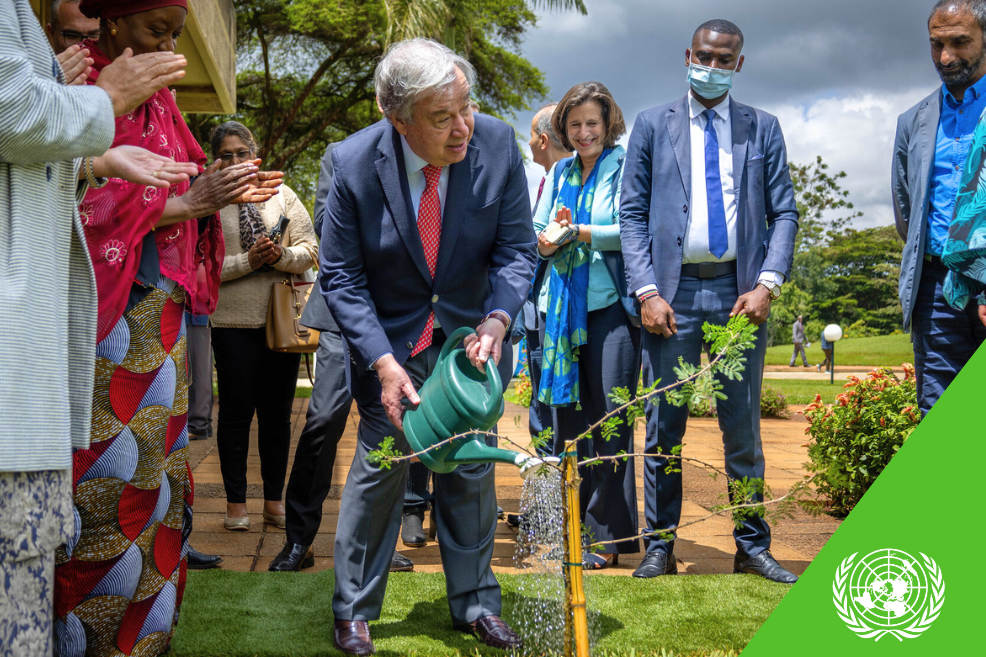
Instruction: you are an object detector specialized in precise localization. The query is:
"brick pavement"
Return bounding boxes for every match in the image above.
[190,399,829,577]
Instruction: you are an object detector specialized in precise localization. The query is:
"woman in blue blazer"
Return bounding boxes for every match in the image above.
[533,82,640,568]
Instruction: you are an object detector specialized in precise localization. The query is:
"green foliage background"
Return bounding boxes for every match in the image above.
[184,0,586,209]
[768,157,904,346]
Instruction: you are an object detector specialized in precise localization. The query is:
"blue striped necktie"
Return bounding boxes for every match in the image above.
[703,109,729,259]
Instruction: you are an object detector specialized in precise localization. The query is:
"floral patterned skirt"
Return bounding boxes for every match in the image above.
[54,280,192,657]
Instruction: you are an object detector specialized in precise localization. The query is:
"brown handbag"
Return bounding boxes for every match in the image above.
[266,276,320,354]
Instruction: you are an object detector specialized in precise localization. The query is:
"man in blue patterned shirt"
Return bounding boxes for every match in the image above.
[893,0,986,416]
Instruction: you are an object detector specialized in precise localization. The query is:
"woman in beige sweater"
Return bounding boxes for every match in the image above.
[208,121,319,531]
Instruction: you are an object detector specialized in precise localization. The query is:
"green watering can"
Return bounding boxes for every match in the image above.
[403,327,537,474]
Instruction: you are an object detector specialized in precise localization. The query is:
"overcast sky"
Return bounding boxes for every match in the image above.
[510,0,945,229]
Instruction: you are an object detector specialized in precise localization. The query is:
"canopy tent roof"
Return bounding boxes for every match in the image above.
[31,0,235,114]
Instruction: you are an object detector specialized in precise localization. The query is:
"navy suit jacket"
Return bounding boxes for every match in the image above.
[319,115,536,397]
[892,88,941,332]
[299,141,339,333]
[620,95,799,305]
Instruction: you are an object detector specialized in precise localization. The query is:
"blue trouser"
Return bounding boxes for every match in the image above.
[641,273,770,558]
[553,302,641,554]
[911,259,986,416]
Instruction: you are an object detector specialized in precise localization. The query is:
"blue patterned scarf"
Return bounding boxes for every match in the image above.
[943,111,986,309]
[538,149,612,407]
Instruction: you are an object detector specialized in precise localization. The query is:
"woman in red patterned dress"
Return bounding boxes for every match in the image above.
[53,2,281,655]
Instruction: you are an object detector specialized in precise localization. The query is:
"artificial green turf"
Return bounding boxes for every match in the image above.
[169,570,788,656]
[764,333,912,367]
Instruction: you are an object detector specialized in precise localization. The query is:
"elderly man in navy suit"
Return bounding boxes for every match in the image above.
[320,38,535,655]
[621,19,800,584]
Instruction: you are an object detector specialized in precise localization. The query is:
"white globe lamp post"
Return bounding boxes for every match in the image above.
[823,324,843,384]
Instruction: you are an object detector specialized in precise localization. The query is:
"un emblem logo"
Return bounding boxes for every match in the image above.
[833,549,945,641]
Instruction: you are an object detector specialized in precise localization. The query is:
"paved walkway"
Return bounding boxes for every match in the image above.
[189,397,834,577]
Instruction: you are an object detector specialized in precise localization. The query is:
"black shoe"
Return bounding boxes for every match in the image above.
[632,550,677,578]
[734,550,798,584]
[269,542,314,572]
[402,511,426,547]
[505,513,523,528]
[187,546,222,570]
[390,550,414,572]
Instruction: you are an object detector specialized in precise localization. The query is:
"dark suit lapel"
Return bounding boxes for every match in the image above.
[730,100,752,218]
[667,97,691,200]
[433,142,476,285]
[375,126,433,282]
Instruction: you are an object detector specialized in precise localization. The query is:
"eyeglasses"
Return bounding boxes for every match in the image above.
[218,150,253,163]
[60,31,101,46]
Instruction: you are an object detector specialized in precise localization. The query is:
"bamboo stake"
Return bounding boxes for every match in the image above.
[562,449,590,657]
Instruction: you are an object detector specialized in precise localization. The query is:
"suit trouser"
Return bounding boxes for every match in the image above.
[333,334,501,624]
[641,273,770,557]
[789,341,808,367]
[553,302,641,554]
[186,323,214,437]
[283,328,353,546]
[911,259,986,416]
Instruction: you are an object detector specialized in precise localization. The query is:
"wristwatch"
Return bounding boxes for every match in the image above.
[759,280,782,300]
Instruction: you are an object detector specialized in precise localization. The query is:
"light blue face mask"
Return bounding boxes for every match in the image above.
[686,61,738,100]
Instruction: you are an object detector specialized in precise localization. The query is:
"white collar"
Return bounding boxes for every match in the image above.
[688,92,730,122]
[400,135,430,175]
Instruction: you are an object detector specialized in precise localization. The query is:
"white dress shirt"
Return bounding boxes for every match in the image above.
[634,92,783,300]
[684,93,737,263]
[402,135,449,217]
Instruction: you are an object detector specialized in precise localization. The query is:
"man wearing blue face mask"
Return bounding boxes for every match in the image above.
[620,19,800,583]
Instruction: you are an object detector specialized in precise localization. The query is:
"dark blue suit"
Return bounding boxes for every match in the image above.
[620,95,798,559]
[320,115,535,623]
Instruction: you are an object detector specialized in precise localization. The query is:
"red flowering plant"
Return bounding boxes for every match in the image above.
[800,364,919,515]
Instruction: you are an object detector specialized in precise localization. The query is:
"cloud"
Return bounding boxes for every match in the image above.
[512,0,946,228]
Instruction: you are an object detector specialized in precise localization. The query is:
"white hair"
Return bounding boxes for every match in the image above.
[374,38,476,125]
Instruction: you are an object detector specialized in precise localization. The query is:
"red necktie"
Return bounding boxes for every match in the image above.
[410,164,443,357]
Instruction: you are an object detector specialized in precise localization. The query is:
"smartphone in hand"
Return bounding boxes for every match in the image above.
[269,215,290,244]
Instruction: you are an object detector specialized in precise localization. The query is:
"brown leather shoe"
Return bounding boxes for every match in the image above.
[461,615,523,651]
[333,620,375,656]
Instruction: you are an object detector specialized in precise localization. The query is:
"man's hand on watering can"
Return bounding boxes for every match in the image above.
[464,318,507,373]
[374,354,420,431]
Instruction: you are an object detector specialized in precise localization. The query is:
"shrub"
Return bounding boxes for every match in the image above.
[760,383,789,418]
[508,372,533,408]
[801,364,919,515]
[687,373,789,419]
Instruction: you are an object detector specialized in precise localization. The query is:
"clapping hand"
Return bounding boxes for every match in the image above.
[57,45,93,85]
[229,159,284,205]
[95,49,187,116]
[91,145,199,187]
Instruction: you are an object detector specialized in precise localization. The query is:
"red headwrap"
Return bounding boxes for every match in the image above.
[79,0,188,20]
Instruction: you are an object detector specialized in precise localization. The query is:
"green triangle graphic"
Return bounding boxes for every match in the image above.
[743,344,986,654]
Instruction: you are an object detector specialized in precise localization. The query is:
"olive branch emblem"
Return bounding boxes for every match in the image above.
[832,551,945,641]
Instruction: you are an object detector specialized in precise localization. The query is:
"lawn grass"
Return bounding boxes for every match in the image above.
[764,333,913,367]
[763,379,848,405]
[170,571,787,656]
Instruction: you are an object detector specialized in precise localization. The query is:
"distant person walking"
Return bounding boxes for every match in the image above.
[817,332,833,373]
[893,0,986,415]
[790,315,809,367]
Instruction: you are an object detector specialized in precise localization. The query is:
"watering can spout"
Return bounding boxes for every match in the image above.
[446,437,530,467]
